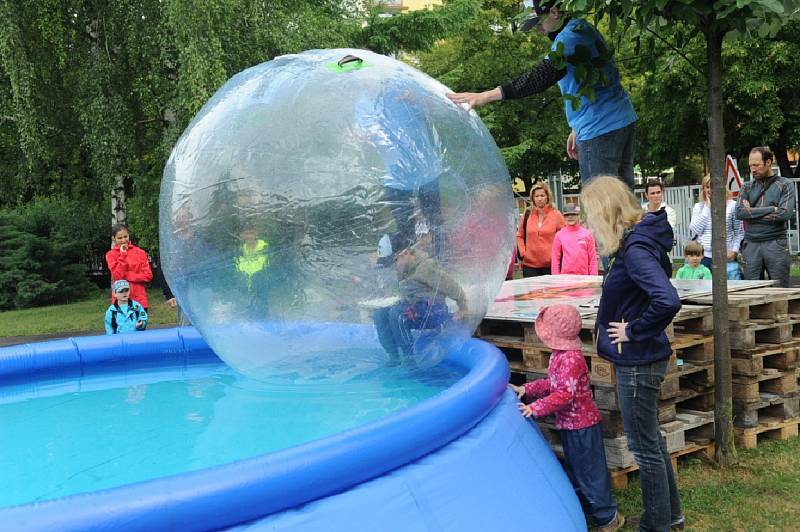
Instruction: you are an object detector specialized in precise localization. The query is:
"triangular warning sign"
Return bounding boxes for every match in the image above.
[726,155,742,197]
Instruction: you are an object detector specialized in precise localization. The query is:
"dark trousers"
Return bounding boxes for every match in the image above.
[616,359,683,531]
[373,300,450,362]
[577,123,636,190]
[384,180,446,258]
[741,238,790,288]
[561,423,618,526]
[522,265,551,277]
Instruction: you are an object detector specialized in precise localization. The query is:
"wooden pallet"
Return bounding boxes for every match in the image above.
[731,342,800,376]
[537,411,713,473]
[729,322,793,351]
[608,442,715,490]
[734,417,800,449]
[674,334,714,364]
[733,394,800,428]
[732,370,798,402]
[672,304,714,334]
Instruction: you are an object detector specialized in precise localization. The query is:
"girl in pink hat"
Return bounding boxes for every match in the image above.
[510,304,623,532]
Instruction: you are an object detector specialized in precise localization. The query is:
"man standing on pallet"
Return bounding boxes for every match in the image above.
[447,0,638,188]
[736,146,796,288]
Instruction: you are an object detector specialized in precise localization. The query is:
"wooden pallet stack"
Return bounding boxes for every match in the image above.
[685,287,800,449]
[477,304,716,488]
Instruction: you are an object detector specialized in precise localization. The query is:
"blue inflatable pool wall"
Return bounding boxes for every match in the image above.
[0,327,585,531]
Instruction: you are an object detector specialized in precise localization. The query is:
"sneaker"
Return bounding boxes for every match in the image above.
[595,511,625,532]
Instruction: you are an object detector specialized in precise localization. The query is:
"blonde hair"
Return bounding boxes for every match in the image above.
[580,176,644,256]
[700,174,732,202]
[530,181,552,207]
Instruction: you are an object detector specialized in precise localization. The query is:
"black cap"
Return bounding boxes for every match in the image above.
[519,0,557,33]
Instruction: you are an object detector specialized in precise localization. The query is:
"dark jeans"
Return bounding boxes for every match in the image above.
[700,256,712,269]
[741,238,790,288]
[616,359,683,532]
[373,300,451,362]
[522,265,551,277]
[385,180,445,258]
[577,123,636,190]
[561,423,618,527]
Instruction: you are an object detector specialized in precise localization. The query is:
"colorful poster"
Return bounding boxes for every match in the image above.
[485,275,774,322]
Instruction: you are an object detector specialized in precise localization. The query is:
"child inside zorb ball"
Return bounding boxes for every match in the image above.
[159,49,515,377]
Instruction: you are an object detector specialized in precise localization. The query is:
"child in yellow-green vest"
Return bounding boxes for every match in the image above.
[236,224,270,313]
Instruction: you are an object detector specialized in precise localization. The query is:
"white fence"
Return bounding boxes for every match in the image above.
[543,176,800,260]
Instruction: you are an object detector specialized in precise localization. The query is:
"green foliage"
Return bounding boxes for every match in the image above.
[417,0,576,183]
[0,202,97,310]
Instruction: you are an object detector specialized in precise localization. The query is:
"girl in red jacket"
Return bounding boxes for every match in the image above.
[105,224,153,310]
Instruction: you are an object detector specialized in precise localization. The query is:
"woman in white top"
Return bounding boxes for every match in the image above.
[689,175,745,278]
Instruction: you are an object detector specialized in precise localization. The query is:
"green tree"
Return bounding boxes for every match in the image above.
[561,0,800,465]
[417,0,578,191]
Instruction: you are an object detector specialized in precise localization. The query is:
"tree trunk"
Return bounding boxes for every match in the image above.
[111,173,127,227]
[773,138,793,178]
[706,24,736,467]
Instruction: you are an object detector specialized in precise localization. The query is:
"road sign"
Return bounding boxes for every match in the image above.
[726,155,742,197]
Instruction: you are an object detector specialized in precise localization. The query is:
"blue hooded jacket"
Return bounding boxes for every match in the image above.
[596,209,681,366]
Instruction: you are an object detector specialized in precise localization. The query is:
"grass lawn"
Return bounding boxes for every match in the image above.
[0,287,178,338]
[616,437,800,530]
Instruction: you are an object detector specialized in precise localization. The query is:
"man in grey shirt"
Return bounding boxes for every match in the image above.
[736,146,796,287]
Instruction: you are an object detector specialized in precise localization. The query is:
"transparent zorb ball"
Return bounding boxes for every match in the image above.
[160,49,515,379]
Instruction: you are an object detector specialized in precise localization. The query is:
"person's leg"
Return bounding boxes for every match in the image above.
[522,266,551,277]
[385,303,415,359]
[618,123,636,190]
[372,306,401,364]
[763,237,791,288]
[700,256,712,269]
[577,125,636,190]
[616,359,680,531]
[740,240,764,281]
[561,424,619,527]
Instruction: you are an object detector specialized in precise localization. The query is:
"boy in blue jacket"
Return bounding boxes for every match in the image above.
[104,280,148,334]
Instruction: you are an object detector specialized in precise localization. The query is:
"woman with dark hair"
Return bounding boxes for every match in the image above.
[581,176,684,532]
[105,224,153,311]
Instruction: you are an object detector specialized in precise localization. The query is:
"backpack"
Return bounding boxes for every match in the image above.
[110,301,143,334]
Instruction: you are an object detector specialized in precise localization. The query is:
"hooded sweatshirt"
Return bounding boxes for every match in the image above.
[596,209,681,366]
[551,224,599,275]
[105,242,153,308]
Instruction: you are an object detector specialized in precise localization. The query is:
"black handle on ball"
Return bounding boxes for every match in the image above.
[338,55,363,68]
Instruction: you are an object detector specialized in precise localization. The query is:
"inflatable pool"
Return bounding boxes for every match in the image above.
[0,327,585,531]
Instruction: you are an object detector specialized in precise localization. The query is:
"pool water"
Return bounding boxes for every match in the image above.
[0,353,465,509]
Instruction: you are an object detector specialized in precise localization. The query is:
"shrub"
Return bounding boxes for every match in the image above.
[0,198,104,309]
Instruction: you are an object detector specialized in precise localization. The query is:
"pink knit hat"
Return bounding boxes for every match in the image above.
[535,304,583,351]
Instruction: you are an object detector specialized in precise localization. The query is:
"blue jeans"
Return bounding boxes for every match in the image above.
[577,123,636,190]
[373,300,451,362]
[616,359,683,532]
[561,423,618,527]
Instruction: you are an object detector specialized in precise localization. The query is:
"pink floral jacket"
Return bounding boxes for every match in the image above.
[523,349,601,430]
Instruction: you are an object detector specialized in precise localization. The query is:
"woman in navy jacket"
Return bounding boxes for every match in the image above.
[581,176,683,532]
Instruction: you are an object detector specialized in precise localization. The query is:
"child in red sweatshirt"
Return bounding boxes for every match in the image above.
[551,203,598,275]
[510,304,622,531]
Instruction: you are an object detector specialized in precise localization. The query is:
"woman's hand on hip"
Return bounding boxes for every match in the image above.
[608,321,630,344]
